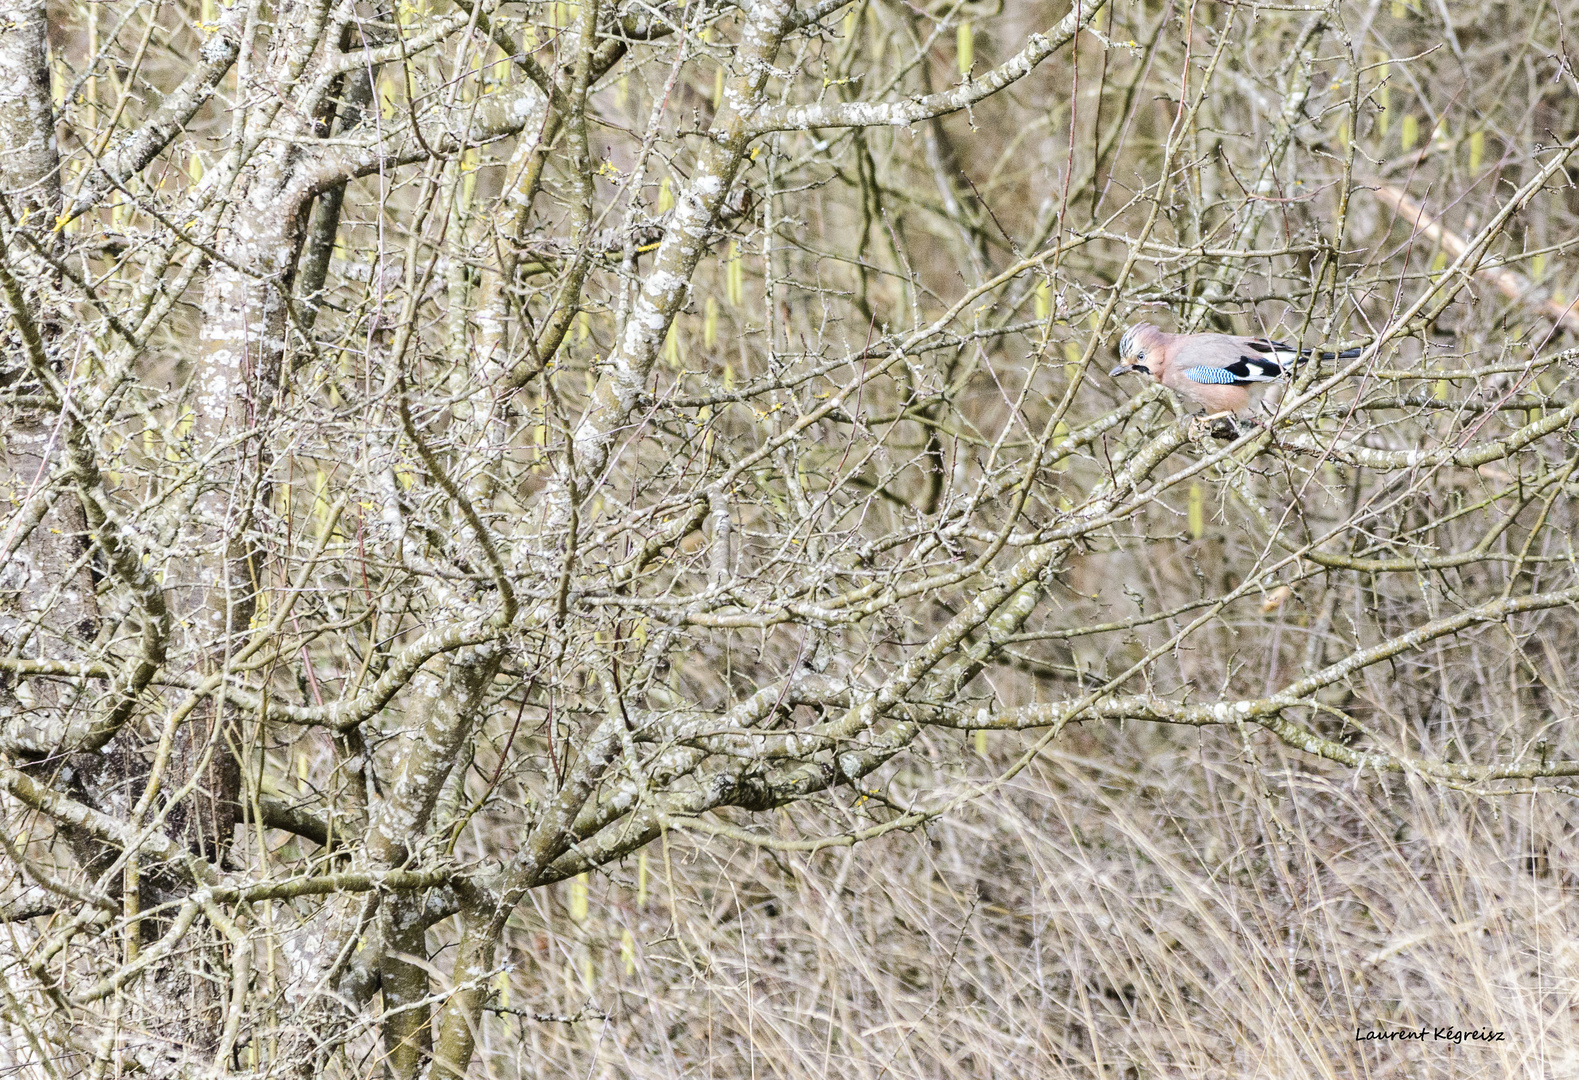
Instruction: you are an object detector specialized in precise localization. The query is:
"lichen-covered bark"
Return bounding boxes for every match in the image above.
[0,0,100,752]
[61,0,248,222]
[365,653,498,1078]
[0,0,57,222]
[751,0,1108,132]
[561,0,799,507]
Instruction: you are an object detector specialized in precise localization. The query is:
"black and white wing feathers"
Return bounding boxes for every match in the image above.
[1180,355,1285,386]
[1243,338,1307,366]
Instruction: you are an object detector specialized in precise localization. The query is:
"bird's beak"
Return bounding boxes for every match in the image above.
[1109,364,1133,377]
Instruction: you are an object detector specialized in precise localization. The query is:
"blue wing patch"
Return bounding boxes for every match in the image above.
[1181,365,1239,384]
[1182,357,1283,385]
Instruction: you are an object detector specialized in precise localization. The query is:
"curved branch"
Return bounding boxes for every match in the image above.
[749,0,1107,134]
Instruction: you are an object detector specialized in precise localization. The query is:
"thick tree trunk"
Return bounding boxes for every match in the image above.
[173,187,304,865]
[0,0,101,753]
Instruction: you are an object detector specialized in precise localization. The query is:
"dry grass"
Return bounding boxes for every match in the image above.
[463,720,1579,1079]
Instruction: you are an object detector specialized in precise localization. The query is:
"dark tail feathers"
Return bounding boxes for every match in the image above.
[1247,339,1363,363]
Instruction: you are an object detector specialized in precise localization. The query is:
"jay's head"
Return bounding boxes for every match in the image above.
[1110,322,1165,378]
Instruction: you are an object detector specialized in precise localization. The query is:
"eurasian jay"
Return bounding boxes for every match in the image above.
[1108,323,1361,416]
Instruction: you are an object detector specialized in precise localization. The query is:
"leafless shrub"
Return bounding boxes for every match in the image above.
[3,0,1579,1075]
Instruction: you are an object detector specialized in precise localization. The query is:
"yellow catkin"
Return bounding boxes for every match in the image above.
[1469,130,1484,171]
[313,469,332,536]
[1035,282,1051,320]
[379,73,398,120]
[726,242,743,305]
[713,67,724,110]
[957,20,973,76]
[495,970,510,1006]
[664,323,682,369]
[1376,68,1390,137]
[1400,114,1418,151]
[1063,341,1082,385]
[621,930,636,974]
[974,729,988,757]
[657,177,673,213]
[1188,481,1205,539]
[578,309,590,342]
[569,875,588,922]
[105,433,123,488]
[704,296,718,348]
[637,850,648,906]
[57,161,80,234]
[460,148,478,210]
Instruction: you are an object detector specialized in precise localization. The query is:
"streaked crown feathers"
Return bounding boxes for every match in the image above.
[1118,322,1160,361]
